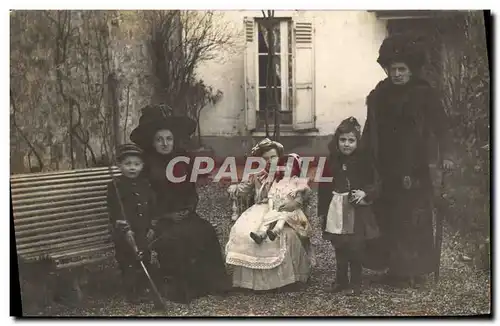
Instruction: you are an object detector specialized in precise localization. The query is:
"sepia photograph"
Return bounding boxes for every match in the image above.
[9,7,491,317]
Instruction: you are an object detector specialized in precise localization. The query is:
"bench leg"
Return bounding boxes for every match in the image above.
[19,273,56,314]
[72,274,84,303]
[53,267,89,306]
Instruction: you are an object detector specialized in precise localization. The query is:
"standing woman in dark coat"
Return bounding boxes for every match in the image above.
[360,34,455,287]
[130,104,231,304]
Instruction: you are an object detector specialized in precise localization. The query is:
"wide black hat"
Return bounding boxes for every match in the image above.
[130,104,196,150]
[377,33,427,70]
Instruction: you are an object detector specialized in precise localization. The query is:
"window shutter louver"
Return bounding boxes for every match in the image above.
[292,18,316,131]
[244,17,257,131]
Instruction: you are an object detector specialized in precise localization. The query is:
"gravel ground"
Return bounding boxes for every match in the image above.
[25,182,491,317]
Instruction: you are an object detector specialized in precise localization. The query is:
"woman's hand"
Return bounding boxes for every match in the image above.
[150,250,159,266]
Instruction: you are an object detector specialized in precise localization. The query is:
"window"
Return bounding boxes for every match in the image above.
[244,17,315,132]
[256,18,293,128]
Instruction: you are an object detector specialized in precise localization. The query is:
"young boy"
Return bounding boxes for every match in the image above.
[107,143,156,303]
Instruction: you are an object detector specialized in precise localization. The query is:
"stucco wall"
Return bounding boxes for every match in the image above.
[196,10,388,139]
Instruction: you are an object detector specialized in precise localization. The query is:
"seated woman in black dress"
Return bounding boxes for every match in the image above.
[130,104,231,304]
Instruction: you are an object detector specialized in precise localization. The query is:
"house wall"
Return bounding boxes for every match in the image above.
[195,10,388,157]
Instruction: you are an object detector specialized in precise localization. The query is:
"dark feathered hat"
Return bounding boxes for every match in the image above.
[130,104,196,150]
[377,33,427,70]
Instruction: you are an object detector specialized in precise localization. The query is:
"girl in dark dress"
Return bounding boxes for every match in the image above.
[360,34,455,287]
[318,117,379,295]
[130,104,231,304]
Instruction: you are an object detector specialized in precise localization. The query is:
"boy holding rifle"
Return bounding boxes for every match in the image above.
[107,143,156,303]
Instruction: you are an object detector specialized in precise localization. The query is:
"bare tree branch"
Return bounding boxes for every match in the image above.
[10,89,44,170]
[147,10,232,135]
[123,84,131,142]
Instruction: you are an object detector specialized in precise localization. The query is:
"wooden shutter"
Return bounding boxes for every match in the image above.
[292,18,315,131]
[244,17,257,131]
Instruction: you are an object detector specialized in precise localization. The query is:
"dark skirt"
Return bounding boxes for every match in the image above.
[150,213,231,303]
[363,188,435,277]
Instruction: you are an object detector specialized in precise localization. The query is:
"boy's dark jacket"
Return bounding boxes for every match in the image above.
[107,175,156,251]
[317,150,380,240]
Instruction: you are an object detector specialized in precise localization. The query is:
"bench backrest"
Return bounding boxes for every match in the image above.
[11,167,121,268]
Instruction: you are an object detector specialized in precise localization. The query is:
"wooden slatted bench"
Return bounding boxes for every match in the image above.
[11,166,121,306]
